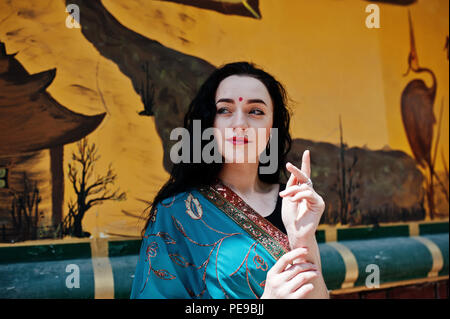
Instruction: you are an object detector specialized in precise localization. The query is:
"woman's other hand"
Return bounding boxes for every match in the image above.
[261,248,320,299]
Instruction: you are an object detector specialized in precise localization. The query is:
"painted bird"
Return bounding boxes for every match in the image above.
[400,11,437,169]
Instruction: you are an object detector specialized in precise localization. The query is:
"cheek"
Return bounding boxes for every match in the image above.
[213,116,227,132]
[256,127,272,153]
[213,117,223,135]
[212,126,225,154]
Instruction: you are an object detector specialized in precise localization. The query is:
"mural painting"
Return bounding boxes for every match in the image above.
[0,0,448,301]
[0,0,448,243]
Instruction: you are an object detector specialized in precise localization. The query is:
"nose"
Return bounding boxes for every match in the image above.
[232,110,249,134]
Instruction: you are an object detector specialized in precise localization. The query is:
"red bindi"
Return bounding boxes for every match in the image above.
[239,97,243,102]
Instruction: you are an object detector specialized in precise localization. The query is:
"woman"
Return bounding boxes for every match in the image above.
[131,62,329,299]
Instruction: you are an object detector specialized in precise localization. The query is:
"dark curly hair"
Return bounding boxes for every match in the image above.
[141,61,292,236]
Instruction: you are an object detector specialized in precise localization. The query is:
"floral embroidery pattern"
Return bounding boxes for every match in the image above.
[139,189,287,298]
[228,242,268,298]
[169,254,197,268]
[152,269,176,280]
[198,180,290,260]
[140,233,177,292]
[170,214,241,298]
[143,204,242,298]
[253,254,268,271]
[185,193,203,220]
[161,195,176,208]
[146,242,158,258]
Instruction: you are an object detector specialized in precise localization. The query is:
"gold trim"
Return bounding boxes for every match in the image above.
[317,218,448,232]
[327,242,359,289]
[198,184,289,261]
[412,236,444,278]
[0,237,92,247]
[90,238,115,299]
[0,236,142,248]
[409,222,420,236]
[330,275,449,295]
[0,219,446,248]
[324,228,337,242]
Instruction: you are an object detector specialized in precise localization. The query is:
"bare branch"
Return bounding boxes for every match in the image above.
[86,191,121,209]
[68,163,80,195]
[85,180,106,195]
[85,164,117,195]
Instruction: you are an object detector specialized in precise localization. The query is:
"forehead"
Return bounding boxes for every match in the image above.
[215,75,271,102]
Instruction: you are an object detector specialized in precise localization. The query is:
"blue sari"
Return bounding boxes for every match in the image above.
[130,179,290,299]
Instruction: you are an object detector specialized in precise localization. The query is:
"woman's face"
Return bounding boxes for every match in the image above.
[213,75,274,164]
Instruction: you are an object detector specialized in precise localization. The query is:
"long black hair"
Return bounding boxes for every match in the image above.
[141,61,292,236]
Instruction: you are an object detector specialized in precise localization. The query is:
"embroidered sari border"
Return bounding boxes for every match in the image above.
[197,182,290,261]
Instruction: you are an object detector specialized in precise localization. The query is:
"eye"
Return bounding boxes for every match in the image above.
[217,107,230,114]
[250,108,265,115]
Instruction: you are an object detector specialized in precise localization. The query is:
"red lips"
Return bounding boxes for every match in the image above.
[227,136,249,144]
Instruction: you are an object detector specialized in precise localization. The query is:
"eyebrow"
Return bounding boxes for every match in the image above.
[216,98,267,106]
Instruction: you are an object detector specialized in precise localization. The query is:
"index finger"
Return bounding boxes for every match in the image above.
[301,150,311,179]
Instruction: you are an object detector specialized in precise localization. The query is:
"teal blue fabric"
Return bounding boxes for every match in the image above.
[130,189,279,299]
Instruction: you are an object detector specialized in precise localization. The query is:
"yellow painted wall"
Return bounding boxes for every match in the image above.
[0,0,448,237]
[377,1,449,169]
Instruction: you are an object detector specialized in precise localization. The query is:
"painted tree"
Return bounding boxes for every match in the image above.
[9,173,43,241]
[65,138,126,237]
[335,116,360,225]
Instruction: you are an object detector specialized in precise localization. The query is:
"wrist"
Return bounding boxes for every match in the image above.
[287,232,317,250]
[288,235,321,269]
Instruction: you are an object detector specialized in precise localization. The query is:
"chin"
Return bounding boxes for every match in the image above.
[222,155,259,164]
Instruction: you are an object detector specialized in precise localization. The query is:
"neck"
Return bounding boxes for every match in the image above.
[416,67,436,84]
[218,162,269,195]
[416,67,437,99]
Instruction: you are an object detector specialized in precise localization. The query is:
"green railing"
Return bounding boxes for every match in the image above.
[0,221,448,298]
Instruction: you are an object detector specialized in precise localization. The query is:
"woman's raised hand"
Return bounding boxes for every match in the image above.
[280,150,325,248]
[261,247,320,299]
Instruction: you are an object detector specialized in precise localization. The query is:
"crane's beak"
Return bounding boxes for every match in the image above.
[403,10,420,76]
